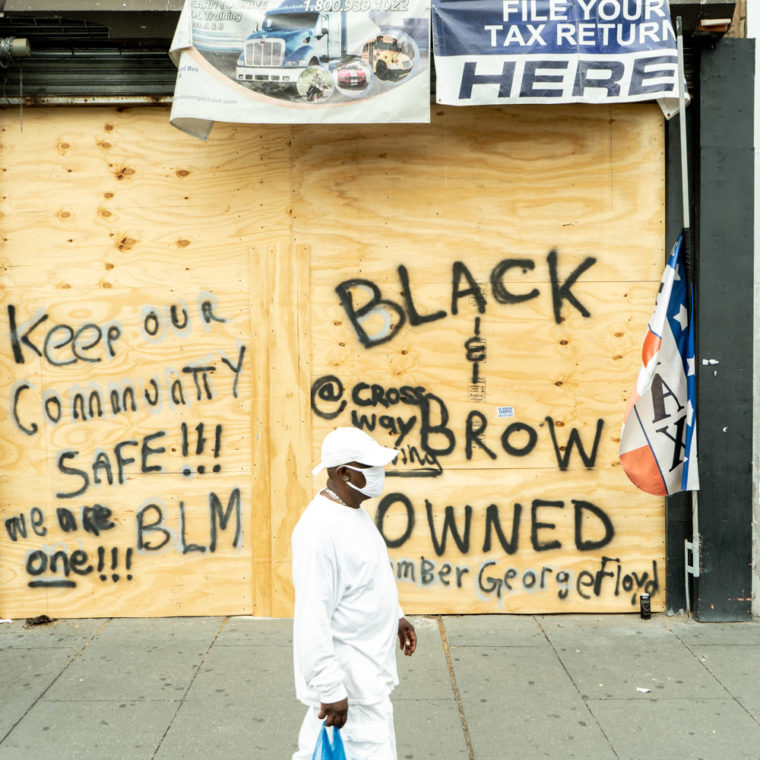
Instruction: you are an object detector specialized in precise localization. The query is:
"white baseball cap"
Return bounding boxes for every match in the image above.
[312,427,399,475]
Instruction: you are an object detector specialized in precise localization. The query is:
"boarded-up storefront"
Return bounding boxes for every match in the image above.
[0,103,665,618]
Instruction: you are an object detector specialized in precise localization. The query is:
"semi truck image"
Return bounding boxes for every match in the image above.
[235,0,381,87]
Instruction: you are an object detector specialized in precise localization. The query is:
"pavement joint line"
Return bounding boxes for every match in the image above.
[437,615,475,760]
[0,616,112,747]
[582,696,745,701]
[534,616,621,759]
[151,615,231,759]
[668,623,760,728]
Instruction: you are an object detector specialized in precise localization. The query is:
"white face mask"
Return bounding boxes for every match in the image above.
[344,465,386,498]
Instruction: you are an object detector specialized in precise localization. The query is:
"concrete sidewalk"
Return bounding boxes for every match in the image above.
[2,614,760,759]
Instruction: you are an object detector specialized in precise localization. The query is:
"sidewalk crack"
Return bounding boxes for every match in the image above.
[151,616,230,759]
[437,615,475,760]
[0,618,112,746]
[670,625,760,728]
[535,616,620,759]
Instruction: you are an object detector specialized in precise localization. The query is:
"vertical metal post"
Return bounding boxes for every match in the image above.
[677,17,689,231]
[677,17,700,616]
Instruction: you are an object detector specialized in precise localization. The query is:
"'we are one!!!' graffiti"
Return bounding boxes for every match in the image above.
[3,292,246,595]
[312,251,661,609]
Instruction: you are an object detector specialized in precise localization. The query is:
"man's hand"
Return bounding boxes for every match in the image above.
[398,617,417,656]
[318,698,348,729]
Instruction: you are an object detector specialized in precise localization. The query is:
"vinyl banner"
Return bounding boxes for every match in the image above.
[432,0,682,112]
[170,0,430,138]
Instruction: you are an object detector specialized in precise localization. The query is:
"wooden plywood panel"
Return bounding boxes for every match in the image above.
[1,102,666,618]
[252,244,312,618]
[0,285,254,617]
[294,104,666,614]
[0,108,292,291]
[364,470,664,613]
[0,475,250,617]
[0,108,293,618]
[296,105,664,283]
[308,280,658,472]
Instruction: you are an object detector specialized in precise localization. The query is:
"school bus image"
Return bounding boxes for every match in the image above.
[362,35,413,81]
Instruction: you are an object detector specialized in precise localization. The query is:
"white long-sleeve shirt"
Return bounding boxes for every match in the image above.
[292,493,403,707]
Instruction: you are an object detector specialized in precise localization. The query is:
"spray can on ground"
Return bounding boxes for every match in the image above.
[640,593,651,619]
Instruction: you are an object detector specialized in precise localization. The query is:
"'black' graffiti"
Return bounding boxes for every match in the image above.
[335,251,597,348]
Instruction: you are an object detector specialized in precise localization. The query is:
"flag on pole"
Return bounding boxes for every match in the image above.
[619,231,699,495]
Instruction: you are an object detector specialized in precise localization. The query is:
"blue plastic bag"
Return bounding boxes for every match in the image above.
[312,722,347,760]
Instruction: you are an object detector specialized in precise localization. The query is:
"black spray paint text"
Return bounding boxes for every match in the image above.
[4,503,116,542]
[390,554,659,606]
[476,555,660,606]
[137,488,243,555]
[311,375,604,473]
[7,293,228,366]
[375,493,615,555]
[25,545,135,588]
[54,424,225,499]
[11,345,245,436]
[8,489,243,589]
[335,250,597,348]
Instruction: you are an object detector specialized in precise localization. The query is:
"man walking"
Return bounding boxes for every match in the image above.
[292,427,417,759]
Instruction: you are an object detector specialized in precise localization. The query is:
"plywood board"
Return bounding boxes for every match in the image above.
[1,103,666,617]
[0,284,254,617]
[295,104,666,614]
[0,108,292,618]
[261,244,313,618]
[0,108,292,291]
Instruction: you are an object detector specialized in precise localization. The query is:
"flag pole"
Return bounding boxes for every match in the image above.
[677,16,689,232]
[676,16,700,616]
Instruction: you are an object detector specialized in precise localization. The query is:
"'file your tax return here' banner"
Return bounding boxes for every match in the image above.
[432,0,682,112]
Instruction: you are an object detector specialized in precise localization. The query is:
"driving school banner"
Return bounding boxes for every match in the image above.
[432,0,682,113]
[170,0,430,138]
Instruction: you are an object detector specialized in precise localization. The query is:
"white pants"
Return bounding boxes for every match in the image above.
[292,698,397,760]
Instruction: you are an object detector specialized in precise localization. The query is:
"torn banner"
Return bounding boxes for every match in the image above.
[170,0,430,139]
[432,0,683,115]
[619,232,699,496]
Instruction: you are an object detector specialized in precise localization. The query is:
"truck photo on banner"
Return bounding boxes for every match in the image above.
[170,0,430,138]
[432,0,682,112]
